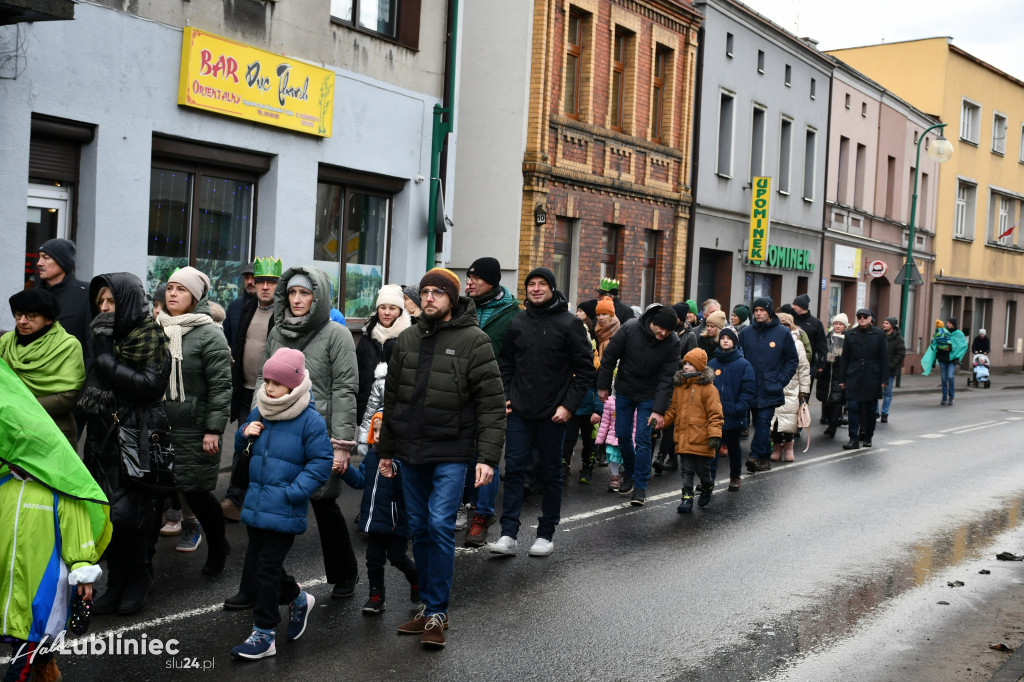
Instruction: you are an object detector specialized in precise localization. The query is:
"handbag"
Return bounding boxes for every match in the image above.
[797,401,812,453]
[116,411,176,491]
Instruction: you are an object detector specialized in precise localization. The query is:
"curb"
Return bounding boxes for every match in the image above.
[989,647,1024,682]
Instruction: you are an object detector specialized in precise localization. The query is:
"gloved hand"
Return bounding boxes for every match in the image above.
[92,334,114,361]
[799,392,810,403]
[708,437,721,451]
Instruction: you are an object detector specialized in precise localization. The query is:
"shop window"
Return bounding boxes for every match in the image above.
[1005,301,1017,349]
[827,282,843,324]
[330,0,421,49]
[744,272,777,308]
[640,230,658,308]
[147,166,256,307]
[600,224,621,281]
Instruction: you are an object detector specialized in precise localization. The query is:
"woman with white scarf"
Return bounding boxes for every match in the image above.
[355,284,412,429]
[159,266,233,575]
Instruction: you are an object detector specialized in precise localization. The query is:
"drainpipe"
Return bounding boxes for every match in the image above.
[426,0,460,270]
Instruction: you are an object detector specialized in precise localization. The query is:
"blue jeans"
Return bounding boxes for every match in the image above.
[749,407,775,461]
[881,375,895,415]
[500,413,566,541]
[401,461,468,617]
[615,395,654,490]
[939,361,956,402]
[465,451,500,518]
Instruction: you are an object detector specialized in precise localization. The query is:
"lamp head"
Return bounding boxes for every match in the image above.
[927,134,954,163]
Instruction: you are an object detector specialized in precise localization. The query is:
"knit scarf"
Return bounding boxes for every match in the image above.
[158,311,213,401]
[476,286,519,329]
[370,311,411,346]
[595,315,621,358]
[254,371,313,421]
[0,322,85,397]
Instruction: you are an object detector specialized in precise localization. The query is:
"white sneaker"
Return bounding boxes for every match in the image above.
[528,538,554,557]
[454,503,470,531]
[488,535,517,555]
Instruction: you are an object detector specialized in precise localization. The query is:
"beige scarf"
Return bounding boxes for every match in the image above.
[255,371,313,421]
[158,311,213,401]
[370,311,411,346]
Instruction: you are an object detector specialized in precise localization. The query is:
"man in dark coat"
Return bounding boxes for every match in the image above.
[792,293,827,371]
[738,297,798,472]
[222,258,280,521]
[377,268,506,649]
[880,317,906,423]
[489,267,595,557]
[597,303,681,504]
[36,238,91,359]
[224,262,256,349]
[462,257,521,547]
[838,309,889,449]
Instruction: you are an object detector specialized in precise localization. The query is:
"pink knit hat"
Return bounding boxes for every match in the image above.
[263,348,306,390]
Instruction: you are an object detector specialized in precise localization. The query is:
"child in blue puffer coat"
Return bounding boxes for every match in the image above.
[708,327,756,491]
[340,411,419,615]
[229,348,333,661]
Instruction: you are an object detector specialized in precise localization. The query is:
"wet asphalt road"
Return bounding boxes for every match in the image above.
[45,384,1024,681]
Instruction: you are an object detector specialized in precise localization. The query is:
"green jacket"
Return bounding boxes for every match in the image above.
[0,358,111,643]
[163,298,233,492]
[260,266,358,443]
[474,286,521,359]
[380,298,507,467]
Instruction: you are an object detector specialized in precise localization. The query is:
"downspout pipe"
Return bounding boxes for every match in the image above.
[426,0,460,270]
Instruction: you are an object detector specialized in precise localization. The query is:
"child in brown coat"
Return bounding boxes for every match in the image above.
[662,348,724,513]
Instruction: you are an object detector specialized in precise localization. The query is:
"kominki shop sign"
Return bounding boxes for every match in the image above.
[178,28,334,137]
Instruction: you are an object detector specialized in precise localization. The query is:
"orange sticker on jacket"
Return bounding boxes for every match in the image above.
[715,369,722,375]
[769,341,776,347]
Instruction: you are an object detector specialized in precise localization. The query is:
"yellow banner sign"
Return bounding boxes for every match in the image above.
[748,176,771,262]
[178,27,333,137]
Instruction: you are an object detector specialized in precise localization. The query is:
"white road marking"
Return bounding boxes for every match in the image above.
[949,422,1009,435]
[921,433,943,439]
[939,420,999,433]
[888,440,915,446]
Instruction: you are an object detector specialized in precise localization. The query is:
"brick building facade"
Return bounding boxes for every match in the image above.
[518,0,702,308]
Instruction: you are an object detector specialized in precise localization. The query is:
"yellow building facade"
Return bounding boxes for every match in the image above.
[829,38,1024,369]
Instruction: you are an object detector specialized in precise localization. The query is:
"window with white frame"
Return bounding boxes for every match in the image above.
[750,104,766,178]
[990,193,1017,245]
[803,126,817,201]
[954,180,976,239]
[992,112,1007,155]
[1006,301,1017,349]
[960,98,981,144]
[778,116,792,194]
[717,90,735,177]
[330,0,419,48]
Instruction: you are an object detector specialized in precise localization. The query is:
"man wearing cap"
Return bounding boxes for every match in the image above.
[488,267,594,557]
[35,238,91,357]
[838,309,889,449]
[791,293,827,371]
[222,258,282,522]
[378,268,506,648]
[224,262,257,349]
[596,303,682,505]
[738,297,798,472]
[460,257,521,547]
[880,317,906,423]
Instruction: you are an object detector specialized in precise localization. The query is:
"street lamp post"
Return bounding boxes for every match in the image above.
[899,122,953,340]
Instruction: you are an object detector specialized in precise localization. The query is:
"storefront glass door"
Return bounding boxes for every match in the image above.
[25,185,69,288]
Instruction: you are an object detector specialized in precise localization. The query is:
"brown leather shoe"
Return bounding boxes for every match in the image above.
[728,478,741,492]
[398,606,449,635]
[420,613,448,648]
[221,498,241,523]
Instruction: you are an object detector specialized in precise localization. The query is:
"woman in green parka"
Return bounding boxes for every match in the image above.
[158,266,233,576]
[0,288,85,448]
[254,265,361,599]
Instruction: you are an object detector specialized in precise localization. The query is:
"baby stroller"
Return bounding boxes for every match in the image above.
[967,352,990,388]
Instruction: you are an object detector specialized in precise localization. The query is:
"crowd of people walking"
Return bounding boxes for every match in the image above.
[6,237,981,676]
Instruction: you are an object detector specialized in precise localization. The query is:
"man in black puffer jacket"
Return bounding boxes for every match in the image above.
[378,268,506,649]
[597,303,681,504]
[489,267,595,558]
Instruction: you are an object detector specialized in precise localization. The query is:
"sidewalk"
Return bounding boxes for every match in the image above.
[891,369,1024,395]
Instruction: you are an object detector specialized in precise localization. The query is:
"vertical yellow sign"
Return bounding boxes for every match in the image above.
[748,176,771,263]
